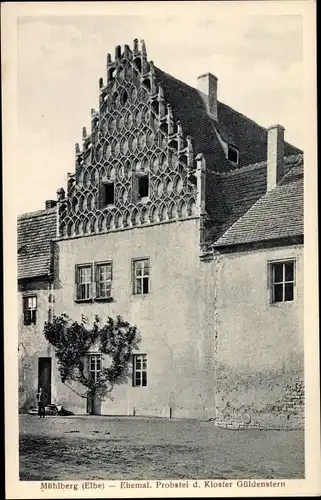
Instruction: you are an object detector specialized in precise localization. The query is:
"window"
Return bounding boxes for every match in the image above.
[75,262,113,301]
[89,355,101,383]
[76,265,92,300]
[102,182,115,206]
[228,145,239,164]
[133,259,150,295]
[96,262,112,299]
[133,354,147,387]
[270,261,295,303]
[138,174,149,199]
[23,296,37,325]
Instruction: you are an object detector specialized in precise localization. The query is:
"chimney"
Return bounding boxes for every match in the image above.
[45,200,57,210]
[197,73,218,120]
[267,124,285,191]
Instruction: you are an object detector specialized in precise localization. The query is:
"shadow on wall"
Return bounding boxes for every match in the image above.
[52,242,62,291]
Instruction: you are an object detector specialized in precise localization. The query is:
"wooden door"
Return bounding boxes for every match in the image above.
[38,357,52,405]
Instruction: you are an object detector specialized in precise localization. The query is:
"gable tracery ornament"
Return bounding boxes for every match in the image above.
[57,39,198,239]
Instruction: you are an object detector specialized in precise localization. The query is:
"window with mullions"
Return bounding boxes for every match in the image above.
[23,296,37,325]
[76,265,92,300]
[96,262,112,299]
[133,259,150,295]
[89,355,101,383]
[133,354,147,387]
[270,261,295,303]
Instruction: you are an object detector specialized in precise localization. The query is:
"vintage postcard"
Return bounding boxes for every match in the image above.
[2,1,320,498]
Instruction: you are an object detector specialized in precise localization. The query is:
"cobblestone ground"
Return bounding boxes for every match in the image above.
[19,415,304,481]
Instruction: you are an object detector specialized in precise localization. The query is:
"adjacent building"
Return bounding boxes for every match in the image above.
[18,202,57,410]
[18,39,304,428]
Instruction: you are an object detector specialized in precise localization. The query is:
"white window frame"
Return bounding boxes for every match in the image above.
[75,261,114,302]
[132,258,150,295]
[268,259,296,304]
[23,295,37,325]
[132,354,147,387]
[75,264,93,301]
[89,354,102,383]
[95,261,113,300]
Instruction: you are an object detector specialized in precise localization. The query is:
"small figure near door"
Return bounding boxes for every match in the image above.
[36,387,46,418]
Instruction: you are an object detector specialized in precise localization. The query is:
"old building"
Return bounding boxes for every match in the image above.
[18,39,304,427]
[18,202,57,411]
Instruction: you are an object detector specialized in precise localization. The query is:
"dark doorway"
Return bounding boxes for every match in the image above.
[86,391,102,415]
[38,357,52,406]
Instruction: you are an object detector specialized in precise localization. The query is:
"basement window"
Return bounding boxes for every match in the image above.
[138,174,149,199]
[102,182,115,206]
[228,145,239,165]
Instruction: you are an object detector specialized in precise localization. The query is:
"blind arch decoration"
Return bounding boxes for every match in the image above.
[58,40,197,239]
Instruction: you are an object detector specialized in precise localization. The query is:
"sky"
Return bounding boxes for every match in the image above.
[16,11,304,215]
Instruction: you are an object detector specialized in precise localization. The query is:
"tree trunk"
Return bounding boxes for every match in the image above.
[87,389,95,415]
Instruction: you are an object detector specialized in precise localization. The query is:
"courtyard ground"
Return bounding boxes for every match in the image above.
[19,415,304,481]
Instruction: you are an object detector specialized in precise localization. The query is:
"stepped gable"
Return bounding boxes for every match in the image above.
[57,40,200,240]
[55,39,303,244]
[17,208,57,280]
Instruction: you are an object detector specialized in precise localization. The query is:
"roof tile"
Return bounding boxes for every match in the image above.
[213,175,303,247]
[17,208,57,280]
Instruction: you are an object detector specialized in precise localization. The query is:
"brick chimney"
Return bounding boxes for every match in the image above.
[267,124,285,191]
[197,73,218,120]
[45,200,57,210]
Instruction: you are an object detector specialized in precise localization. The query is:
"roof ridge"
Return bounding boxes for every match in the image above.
[217,102,301,153]
[213,152,304,177]
[217,161,267,177]
[155,67,200,95]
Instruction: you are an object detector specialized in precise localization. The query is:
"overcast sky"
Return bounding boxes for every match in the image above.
[16,11,303,214]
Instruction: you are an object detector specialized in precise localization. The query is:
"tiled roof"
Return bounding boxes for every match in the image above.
[17,208,57,280]
[154,68,301,171]
[155,67,230,172]
[213,155,304,247]
[216,102,302,167]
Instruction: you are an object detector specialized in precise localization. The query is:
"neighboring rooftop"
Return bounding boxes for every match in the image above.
[17,207,57,280]
[212,154,304,248]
